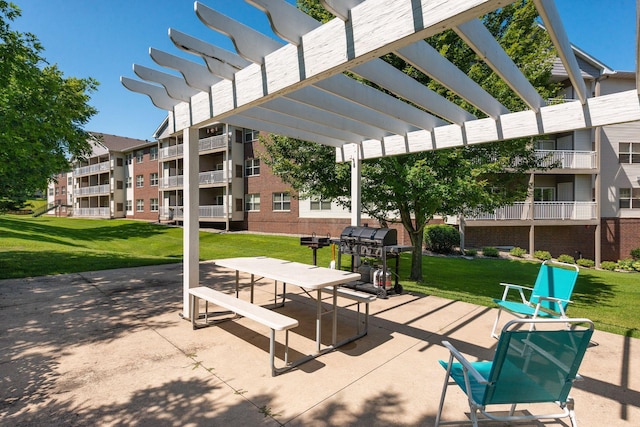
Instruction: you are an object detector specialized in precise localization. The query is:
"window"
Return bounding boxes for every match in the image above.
[235,198,243,212]
[126,176,132,188]
[235,164,243,178]
[125,153,133,165]
[245,193,260,211]
[244,128,259,142]
[55,187,59,195]
[61,187,66,195]
[150,146,158,160]
[67,177,72,186]
[619,188,640,209]
[136,175,144,188]
[272,192,290,211]
[235,129,243,143]
[150,172,158,186]
[136,150,144,163]
[245,158,260,176]
[150,198,159,212]
[126,200,132,212]
[619,142,640,164]
[48,188,54,196]
[116,157,123,167]
[534,187,555,202]
[136,199,144,212]
[116,203,124,212]
[116,181,123,190]
[310,197,331,211]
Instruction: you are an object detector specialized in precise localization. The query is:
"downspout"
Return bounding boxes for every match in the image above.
[593,75,607,268]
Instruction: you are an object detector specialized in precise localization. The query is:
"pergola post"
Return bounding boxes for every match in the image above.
[183,126,200,319]
[350,144,361,227]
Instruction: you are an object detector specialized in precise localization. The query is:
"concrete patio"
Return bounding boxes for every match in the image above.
[1,261,638,426]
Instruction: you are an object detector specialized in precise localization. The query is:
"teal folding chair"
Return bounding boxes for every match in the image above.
[436,318,593,427]
[491,260,579,338]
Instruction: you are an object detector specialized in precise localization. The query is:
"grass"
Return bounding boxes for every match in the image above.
[1,215,638,338]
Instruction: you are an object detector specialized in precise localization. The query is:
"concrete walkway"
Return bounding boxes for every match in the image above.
[1,262,638,426]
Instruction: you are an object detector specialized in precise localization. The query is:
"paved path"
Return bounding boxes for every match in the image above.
[1,262,637,426]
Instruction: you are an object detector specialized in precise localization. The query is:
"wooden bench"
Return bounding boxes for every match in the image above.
[321,286,376,336]
[188,286,299,376]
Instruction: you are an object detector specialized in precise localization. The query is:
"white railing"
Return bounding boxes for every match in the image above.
[467,201,597,221]
[199,135,228,152]
[199,170,226,185]
[159,205,226,219]
[535,150,596,169]
[159,144,184,159]
[75,184,110,196]
[159,175,183,189]
[74,160,111,176]
[74,207,111,217]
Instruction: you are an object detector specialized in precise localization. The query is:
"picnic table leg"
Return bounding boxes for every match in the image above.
[235,270,240,298]
[332,286,338,345]
[316,289,322,353]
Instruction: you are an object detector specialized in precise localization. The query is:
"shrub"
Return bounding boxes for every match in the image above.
[617,259,635,271]
[557,254,575,264]
[600,261,617,271]
[509,247,526,258]
[424,225,460,254]
[464,248,477,257]
[482,246,499,257]
[533,250,552,261]
[633,261,640,272]
[576,258,595,268]
[631,247,640,260]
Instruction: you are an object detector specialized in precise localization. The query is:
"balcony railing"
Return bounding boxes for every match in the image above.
[159,144,184,159]
[159,175,183,189]
[466,201,597,221]
[199,134,229,152]
[535,150,596,169]
[159,205,226,220]
[75,184,110,196]
[74,160,111,176]
[199,170,226,185]
[74,207,110,217]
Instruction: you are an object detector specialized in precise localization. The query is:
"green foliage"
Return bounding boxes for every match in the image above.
[509,247,527,257]
[576,258,595,268]
[600,261,618,271]
[630,247,640,260]
[533,250,552,261]
[557,254,576,264]
[464,248,477,257]
[617,259,635,271]
[424,224,460,254]
[482,246,499,257]
[0,2,98,212]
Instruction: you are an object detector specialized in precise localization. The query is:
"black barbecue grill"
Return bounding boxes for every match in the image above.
[334,226,411,297]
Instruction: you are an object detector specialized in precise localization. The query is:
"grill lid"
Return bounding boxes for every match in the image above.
[339,226,397,246]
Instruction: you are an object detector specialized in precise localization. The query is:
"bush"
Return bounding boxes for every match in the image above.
[557,254,575,264]
[509,247,526,258]
[631,247,640,260]
[633,261,640,272]
[617,259,635,271]
[533,250,552,261]
[600,261,618,271]
[576,258,595,268]
[482,246,499,257]
[424,225,460,254]
[464,248,477,257]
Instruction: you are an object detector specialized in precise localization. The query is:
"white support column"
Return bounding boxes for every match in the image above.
[183,126,200,319]
[350,143,361,227]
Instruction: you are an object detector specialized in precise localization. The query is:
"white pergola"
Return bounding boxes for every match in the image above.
[122,0,640,318]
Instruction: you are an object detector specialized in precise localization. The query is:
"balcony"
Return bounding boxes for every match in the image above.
[159,144,184,160]
[160,175,183,189]
[199,134,229,152]
[534,150,596,170]
[199,170,226,185]
[74,160,111,176]
[74,207,110,217]
[75,184,110,196]
[466,201,597,221]
[159,205,226,220]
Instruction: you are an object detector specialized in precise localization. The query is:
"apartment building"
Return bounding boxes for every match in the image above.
[462,49,640,262]
[48,133,158,220]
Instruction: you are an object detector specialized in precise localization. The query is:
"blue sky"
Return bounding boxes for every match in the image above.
[12,0,637,141]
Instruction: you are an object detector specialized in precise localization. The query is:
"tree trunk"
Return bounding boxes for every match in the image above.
[408,229,424,281]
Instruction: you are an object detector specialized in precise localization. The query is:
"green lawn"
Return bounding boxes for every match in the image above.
[1,215,638,338]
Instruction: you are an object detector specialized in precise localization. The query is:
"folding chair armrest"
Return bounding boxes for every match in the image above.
[441,341,490,385]
[498,283,533,303]
[535,295,573,304]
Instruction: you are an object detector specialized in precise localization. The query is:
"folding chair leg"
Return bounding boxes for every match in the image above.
[435,356,453,426]
[491,308,502,339]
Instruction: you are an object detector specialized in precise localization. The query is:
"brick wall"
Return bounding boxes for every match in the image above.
[601,218,640,261]
[130,147,160,221]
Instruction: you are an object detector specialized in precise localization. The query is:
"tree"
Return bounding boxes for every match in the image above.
[261,0,560,281]
[0,2,98,212]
